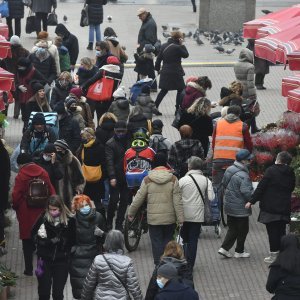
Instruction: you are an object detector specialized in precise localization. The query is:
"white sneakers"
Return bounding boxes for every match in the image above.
[218,248,251,258]
[264,252,279,264]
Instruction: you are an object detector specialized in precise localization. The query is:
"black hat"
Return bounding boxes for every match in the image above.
[141,85,150,95]
[114,121,127,130]
[32,82,44,94]
[152,152,168,168]
[53,101,66,114]
[17,153,32,165]
[32,113,46,126]
[65,96,77,109]
[54,139,69,151]
[157,263,177,279]
[152,119,164,129]
[43,143,57,154]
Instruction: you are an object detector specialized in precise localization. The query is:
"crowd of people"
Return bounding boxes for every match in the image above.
[0,2,299,300]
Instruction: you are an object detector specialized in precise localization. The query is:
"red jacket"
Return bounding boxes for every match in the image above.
[12,163,55,240]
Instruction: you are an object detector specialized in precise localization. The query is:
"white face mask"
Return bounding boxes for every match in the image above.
[43,154,51,162]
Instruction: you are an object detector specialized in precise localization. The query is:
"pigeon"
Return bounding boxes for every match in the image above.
[162,25,168,31]
[203,31,210,39]
[234,39,242,46]
[63,15,67,23]
[262,9,273,15]
[107,16,112,22]
[225,48,235,55]
[163,32,171,38]
[186,31,193,38]
[196,36,204,45]
[214,46,225,53]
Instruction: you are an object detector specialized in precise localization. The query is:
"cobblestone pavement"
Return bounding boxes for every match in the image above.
[0,2,296,299]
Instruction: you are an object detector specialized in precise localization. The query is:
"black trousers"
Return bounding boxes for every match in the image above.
[38,259,69,300]
[0,210,5,246]
[35,12,48,34]
[266,221,286,252]
[155,89,183,110]
[221,216,249,253]
[255,73,265,87]
[22,239,36,273]
[87,99,112,123]
[191,0,196,11]
[6,17,21,38]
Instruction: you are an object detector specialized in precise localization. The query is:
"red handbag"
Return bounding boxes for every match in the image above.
[87,71,115,102]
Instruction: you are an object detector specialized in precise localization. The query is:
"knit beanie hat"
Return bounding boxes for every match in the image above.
[141,85,150,95]
[32,82,45,94]
[70,88,83,99]
[43,143,57,154]
[10,35,21,46]
[113,86,126,99]
[54,139,69,151]
[32,113,46,126]
[65,96,77,109]
[17,153,32,165]
[157,263,177,279]
[107,56,120,65]
[114,121,127,130]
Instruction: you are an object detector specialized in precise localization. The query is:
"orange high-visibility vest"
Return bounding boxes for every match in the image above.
[213,119,244,160]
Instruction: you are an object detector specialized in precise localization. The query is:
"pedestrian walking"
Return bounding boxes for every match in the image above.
[6,0,25,38]
[246,151,296,263]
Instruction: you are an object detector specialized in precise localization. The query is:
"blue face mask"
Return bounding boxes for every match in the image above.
[95,50,102,57]
[80,205,91,215]
[156,279,164,289]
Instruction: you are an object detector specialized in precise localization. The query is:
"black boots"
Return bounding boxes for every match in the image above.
[87,42,93,50]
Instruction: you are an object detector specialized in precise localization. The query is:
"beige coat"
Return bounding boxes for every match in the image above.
[128,167,184,225]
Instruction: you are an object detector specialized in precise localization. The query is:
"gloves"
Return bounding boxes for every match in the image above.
[50,237,60,244]
[94,227,104,237]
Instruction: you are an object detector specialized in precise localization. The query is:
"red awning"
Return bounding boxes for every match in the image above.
[277,38,300,64]
[243,5,300,38]
[287,51,300,71]
[0,35,11,59]
[0,67,15,91]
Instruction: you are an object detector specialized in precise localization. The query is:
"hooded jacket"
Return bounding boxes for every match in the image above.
[50,80,73,109]
[105,37,128,62]
[128,167,184,225]
[12,163,55,239]
[75,96,95,129]
[55,24,79,66]
[234,48,256,99]
[86,0,107,25]
[250,164,296,216]
[181,82,206,109]
[135,93,159,120]
[108,97,130,122]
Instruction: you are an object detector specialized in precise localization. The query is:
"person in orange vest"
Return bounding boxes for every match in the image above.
[211,105,253,186]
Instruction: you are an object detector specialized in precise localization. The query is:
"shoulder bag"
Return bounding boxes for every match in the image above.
[81,148,102,183]
[47,9,58,26]
[102,254,132,300]
[80,1,89,27]
[189,174,212,223]
[26,9,36,34]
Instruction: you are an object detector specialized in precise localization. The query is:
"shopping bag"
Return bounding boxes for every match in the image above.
[26,10,36,34]
[171,107,183,129]
[80,4,89,27]
[0,1,9,18]
[47,10,58,26]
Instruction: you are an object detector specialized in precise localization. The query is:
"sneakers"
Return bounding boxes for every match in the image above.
[218,247,232,258]
[234,251,250,258]
[264,251,279,264]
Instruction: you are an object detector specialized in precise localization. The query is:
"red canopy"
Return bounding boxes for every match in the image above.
[0,67,15,91]
[243,5,300,38]
[276,38,300,64]
[0,35,11,59]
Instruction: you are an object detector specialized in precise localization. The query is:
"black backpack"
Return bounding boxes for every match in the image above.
[27,178,49,208]
[149,136,168,154]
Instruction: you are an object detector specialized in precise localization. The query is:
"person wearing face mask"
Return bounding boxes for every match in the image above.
[65,96,86,131]
[12,153,55,277]
[218,149,254,259]
[79,128,106,217]
[35,143,64,191]
[246,151,296,264]
[95,41,113,69]
[155,263,199,300]
[31,195,75,300]
[105,121,131,231]
[69,194,105,299]
[53,139,85,208]
[76,57,98,87]
[50,71,73,110]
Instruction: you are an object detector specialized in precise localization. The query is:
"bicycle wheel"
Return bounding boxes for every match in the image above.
[220,198,227,227]
[124,210,143,252]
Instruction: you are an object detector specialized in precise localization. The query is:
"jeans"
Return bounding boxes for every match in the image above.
[38,259,69,300]
[6,17,21,38]
[148,224,176,265]
[155,89,183,110]
[181,222,201,268]
[89,24,101,43]
[87,99,112,123]
[266,221,286,252]
[22,239,36,273]
[221,216,249,253]
[35,12,48,34]
[107,184,130,228]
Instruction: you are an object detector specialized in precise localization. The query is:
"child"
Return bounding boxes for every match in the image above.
[134,44,155,80]
[54,36,71,72]
[135,85,160,118]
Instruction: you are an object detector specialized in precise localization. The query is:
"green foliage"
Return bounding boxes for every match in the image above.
[0,264,17,287]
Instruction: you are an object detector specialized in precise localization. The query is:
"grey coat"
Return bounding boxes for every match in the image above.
[31,0,56,13]
[108,98,130,122]
[234,48,256,99]
[81,251,143,300]
[222,161,253,217]
[135,93,159,120]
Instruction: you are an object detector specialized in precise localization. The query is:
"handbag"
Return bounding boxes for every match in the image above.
[81,149,102,182]
[171,107,183,129]
[189,174,212,224]
[86,71,115,102]
[26,10,36,34]
[102,254,132,300]
[0,1,9,18]
[80,1,89,27]
[47,10,58,26]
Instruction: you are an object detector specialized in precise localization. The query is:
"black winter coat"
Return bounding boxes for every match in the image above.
[105,136,131,185]
[77,66,98,87]
[50,80,73,109]
[137,13,157,52]
[54,24,79,66]
[128,113,150,135]
[86,0,107,25]
[0,141,10,211]
[28,53,57,84]
[178,112,213,157]
[70,209,105,299]
[95,119,116,145]
[251,164,296,217]
[32,214,76,262]
[7,0,24,19]
[58,113,81,154]
[155,39,189,91]
[266,265,300,300]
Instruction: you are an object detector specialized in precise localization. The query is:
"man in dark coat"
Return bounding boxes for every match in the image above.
[137,7,158,91]
[6,0,25,38]
[55,24,79,70]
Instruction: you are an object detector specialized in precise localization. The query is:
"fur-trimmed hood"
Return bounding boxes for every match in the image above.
[186,81,206,93]
[100,64,120,73]
[59,149,74,165]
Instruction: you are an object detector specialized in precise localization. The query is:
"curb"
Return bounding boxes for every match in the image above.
[124,62,236,68]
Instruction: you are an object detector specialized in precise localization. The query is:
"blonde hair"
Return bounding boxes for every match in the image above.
[187,97,211,116]
[229,81,243,96]
[58,71,72,82]
[98,112,118,126]
[80,57,93,70]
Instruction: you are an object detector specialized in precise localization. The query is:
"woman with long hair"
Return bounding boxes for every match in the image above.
[31,195,75,300]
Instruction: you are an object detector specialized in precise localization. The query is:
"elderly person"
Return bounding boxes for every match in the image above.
[179,157,214,269]
[155,31,189,114]
[128,153,184,265]
[218,149,254,259]
[81,230,143,300]
[246,151,296,264]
